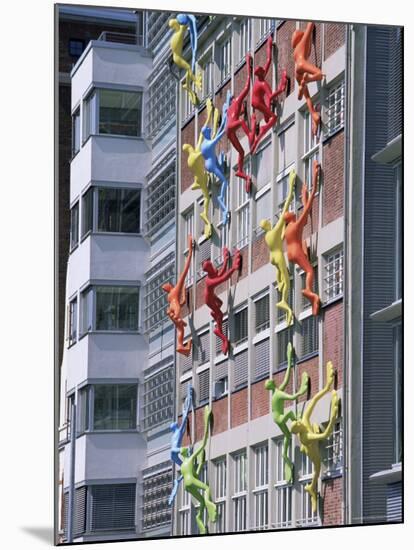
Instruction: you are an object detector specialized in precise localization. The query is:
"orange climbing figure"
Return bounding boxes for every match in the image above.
[284,160,321,315]
[292,22,324,135]
[161,235,194,356]
[250,33,287,154]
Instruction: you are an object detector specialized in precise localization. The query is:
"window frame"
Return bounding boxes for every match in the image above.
[238,18,251,62]
[72,107,81,157]
[324,78,345,139]
[218,35,232,85]
[70,201,79,251]
[68,38,85,58]
[68,295,78,347]
[214,457,227,533]
[323,247,344,304]
[274,438,293,529]
[253,443,269,530]
[235,169,251,249]
[232,450,247,531]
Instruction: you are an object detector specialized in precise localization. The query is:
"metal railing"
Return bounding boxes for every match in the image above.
[97,31,143,46]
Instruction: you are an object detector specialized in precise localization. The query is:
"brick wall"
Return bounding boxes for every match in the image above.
[324,23,346,61]
[252,233,268,272]
[322,477,343,525]
[212,396,228,434]
[298,22,323,71]
[273,368,294,395]
[251,378,269,420]
[230,387,248,427]
[230,246,248,283]
[276,21,296,97]
[296,354,319,402]
[322,301,343,389]
[195,276,207,309]
[181,118,196,193]
[301,195,320,241]
[322,130,344,226]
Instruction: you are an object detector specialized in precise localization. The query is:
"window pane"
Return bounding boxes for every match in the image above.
[70,203,79,250]
[84,91,97,140]
[94,384,137,430]
[69,298,78,345]
[99,90,142,137]
[98,188,141,233]
[82,188,93,237]
[80,287,93,335]
[95,286,139,331]
[72,110,81,155]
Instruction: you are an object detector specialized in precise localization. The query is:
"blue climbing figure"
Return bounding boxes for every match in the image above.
[201,90,232,225]
[168,384,193,505]
[176,14,198,74]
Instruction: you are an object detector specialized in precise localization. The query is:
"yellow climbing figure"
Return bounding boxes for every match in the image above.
[182,99,219,239]
[291,361,340,513]
[169,17,202,105]
[260,169,296,326]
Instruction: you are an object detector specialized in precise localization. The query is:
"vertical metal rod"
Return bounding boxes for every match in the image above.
[67,401,76,543]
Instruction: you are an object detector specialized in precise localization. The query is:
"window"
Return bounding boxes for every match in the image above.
[325,79,345,137]
[81,187,93,238]
[90,484,136,531]
[255,141,272,190]
[78,386,89,433]
[69,39,84,58]
[233,451,247,531]
[146,66,175,138]
[258,18,274,41]
[197,331,210,365]
[277,326,293,368]
[144,255,175,332]
[72,108,80,155]
[255,294,270,333]
[303,110,320,194]
[394,323,402,463]
[301,265,319,310]
[215,458,227,533]
[253,444,269,530]
[324,248,344,302]
[275,438,292,528]
[70,202,79,250]
[145,160,175,239]
[234,349,248,389]
[179,475,191,535]
[63,486,86,538]
[142,464,172,530]
[216,318,228,356]
[300,315,319,358]
[200,53,214,99]
[68,297,77,346]
[96,286,139,331]
[298,453,319,526]
[395,163,402,300]
[236,173,250,248]
[197,369,210,405]
[80,285,139,334]
[93,384,137,430]
[97,188,141,233]
[254,338,270,381]
[234,307,248,346]
[324,420,343,475]
[219,37,232,82]
[182,78,194,121]
[84,89,142,139]
[277,277,294,324]
[197,238,211,280]
[277,170,295,214]
[142,365,174,430]
[239,19,251,60]
[255,189,271,236]
[278,123,296,174]
[213,220,229,266]
[183,209,195,286]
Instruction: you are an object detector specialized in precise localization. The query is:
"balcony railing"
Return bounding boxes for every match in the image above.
[97,31,143,46]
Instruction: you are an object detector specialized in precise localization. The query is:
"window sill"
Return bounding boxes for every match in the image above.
[80,230,91,244]
[231,382,248,394]
[322,468,343,481]
[370,299,402,323]
[94,132,145,142]
[212,392,228,402]
[80,330,141,338]
[321,294,343,309]
[296,351,319,365]
[322,125,344,145]
[69,243,79,255]
[181,110,196,129]
[77,428,139,437]
[71,149,81,162]
[215,74,231,93]
[252,372,271,384]
[369,463,402,484]
[92,230,143,238]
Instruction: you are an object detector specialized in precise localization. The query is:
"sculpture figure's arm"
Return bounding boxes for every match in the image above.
[238,54,252,103]
[279,342,293,391]
[281,170,296,218]
[193,407,212,461]
[187,15,198,73]
[217,248,230,277]
[263,34,274,77]
[177,235,194,304]
[303,22,315,49]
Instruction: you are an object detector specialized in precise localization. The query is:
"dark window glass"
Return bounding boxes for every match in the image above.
[70,202,79,250]
[99,90,142,137]
[93,384,137,430]
[95,286,139,331]
[301,315,319,357]
[81,188,93,237]
[69,39,84,58]
[72,109,81,155]
[83,91,97,141]
[255,294,270,332]
[69,298,77,345]
[98,188,141,233]
[234,308,248,345]
[78,387,90,433]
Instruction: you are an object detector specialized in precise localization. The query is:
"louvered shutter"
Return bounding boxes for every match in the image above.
[74,487,86,536]
[63,492,69,538]
[254,338,270,380]
[198,369,210,404]
[180,380,191,405]
[386,482,402,521]
[181,349,193,374]
[234,308,248,345]
[215,360,228,381]
[234,350,248,388]
[197,240,211,279]
[255,294,270,332]
[216,319,228,355]
[91,484,136,531]
[198,332,210,365]
[301,315,319,357]
[276,327,293,370]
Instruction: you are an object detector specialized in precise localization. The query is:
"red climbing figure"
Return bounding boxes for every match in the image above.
[250,33,287,155]
[284,160,321,315]
[292,22,324,136]
[202,248,241,355]
[226,53,254,193]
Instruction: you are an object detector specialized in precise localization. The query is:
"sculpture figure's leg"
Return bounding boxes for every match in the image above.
[305,459,320,513]
[176,320,192,356]
[302,85,320,136]
[200,191,212,239]
[251,103,277,154]
[187,485,208,534]
[278,411,297,483]
[276,259,294,326]
[295,249,320,315]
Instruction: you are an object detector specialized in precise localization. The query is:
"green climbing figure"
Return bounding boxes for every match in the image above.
[179,406,217,534]
[265,342,309,483]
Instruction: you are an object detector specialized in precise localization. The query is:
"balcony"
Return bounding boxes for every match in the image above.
[97,31,143,47]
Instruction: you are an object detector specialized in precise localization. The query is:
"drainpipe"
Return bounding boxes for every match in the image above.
[67,401,76,543]
[342,22,351,526]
